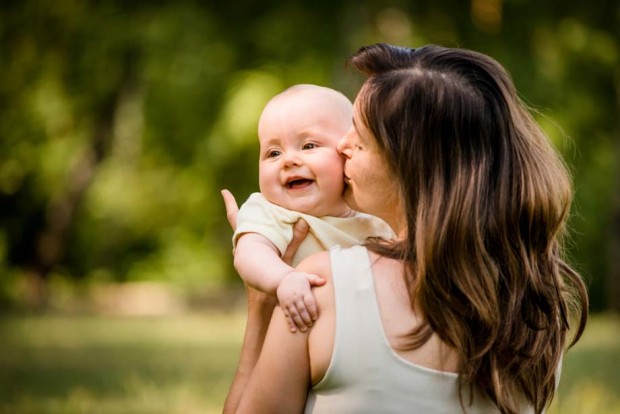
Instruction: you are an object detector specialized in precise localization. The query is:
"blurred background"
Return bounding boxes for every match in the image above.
[0,0,618,413]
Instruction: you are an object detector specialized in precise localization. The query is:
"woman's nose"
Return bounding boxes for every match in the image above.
[337,131,352,158]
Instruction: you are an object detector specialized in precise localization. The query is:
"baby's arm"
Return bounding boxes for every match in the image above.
[234,233,325,332]
[234,233,293,294]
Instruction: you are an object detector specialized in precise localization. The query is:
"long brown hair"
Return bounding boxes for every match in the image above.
[350,43,588,413]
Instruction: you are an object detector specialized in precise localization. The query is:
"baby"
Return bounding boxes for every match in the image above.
[230,84,394,332]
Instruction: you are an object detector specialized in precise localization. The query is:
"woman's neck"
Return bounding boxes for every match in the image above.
[385,206,407,238]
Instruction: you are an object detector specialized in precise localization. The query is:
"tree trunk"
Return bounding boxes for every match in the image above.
[27,55,137,307]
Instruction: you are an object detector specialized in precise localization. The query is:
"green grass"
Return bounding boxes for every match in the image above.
[548,313,620,414]
[0,312,246,414]
[0,312,617,413]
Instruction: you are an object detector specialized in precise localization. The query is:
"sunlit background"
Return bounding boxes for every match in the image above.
[0,1,618,413]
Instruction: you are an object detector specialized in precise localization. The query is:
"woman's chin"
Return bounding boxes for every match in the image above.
[343,188,361,212]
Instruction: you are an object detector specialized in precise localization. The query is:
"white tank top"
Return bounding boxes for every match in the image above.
[305,245,520,414]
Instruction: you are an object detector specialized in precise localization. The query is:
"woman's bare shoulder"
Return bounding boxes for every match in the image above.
[295,250,332,278]
[296,250,336,385]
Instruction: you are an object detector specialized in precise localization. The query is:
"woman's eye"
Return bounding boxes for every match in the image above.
[302,143,317,150]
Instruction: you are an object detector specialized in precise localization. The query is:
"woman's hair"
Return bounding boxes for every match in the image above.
[349,43,588,414]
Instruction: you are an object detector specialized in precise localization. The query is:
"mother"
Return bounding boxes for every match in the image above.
[223,43,588,413]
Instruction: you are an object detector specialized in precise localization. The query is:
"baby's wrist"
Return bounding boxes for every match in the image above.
[276,268,298,285]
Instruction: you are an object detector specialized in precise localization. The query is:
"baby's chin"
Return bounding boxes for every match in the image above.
[277,199,350,218]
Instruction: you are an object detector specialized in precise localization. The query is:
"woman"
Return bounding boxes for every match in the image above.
[223,43,588,414]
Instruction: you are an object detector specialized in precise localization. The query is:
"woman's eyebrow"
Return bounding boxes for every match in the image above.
[352,118,368,144]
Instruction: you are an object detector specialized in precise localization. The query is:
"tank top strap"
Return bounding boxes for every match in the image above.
[329,244,398,363]
[312,245,383,390]
[329,244,375,293]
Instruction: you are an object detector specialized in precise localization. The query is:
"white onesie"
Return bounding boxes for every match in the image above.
[233,193,395,266]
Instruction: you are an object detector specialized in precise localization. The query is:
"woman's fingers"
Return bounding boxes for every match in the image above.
[221,189,239,231]
[282,219,309,265]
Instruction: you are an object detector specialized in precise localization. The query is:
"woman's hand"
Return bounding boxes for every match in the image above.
[220,189,310,264]
[221,189,240,230]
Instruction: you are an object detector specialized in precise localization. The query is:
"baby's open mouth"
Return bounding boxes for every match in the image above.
[286,178,314,189]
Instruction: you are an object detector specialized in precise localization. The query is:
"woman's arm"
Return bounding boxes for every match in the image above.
[235,305,312,413]
[222,292,312,414]
[227,252,333,414]
[221,189,312,413]
[222,286,277,414]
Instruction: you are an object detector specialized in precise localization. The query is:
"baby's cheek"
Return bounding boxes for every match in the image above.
[258,166,280,201]
[332,169,347,195]
[329,162,346,187]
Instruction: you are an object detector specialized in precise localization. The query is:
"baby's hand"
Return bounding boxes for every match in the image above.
[277,272,325,333]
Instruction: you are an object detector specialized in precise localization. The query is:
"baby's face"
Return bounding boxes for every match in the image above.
[258,91,352,217]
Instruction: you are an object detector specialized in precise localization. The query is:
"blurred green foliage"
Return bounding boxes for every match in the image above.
[0,0,618,309]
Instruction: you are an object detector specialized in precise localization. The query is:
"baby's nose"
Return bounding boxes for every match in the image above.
[282,152,302,167]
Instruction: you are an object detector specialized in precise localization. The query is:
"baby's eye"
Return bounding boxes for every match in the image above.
[302,142,317,150]
[266,150,281,158]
